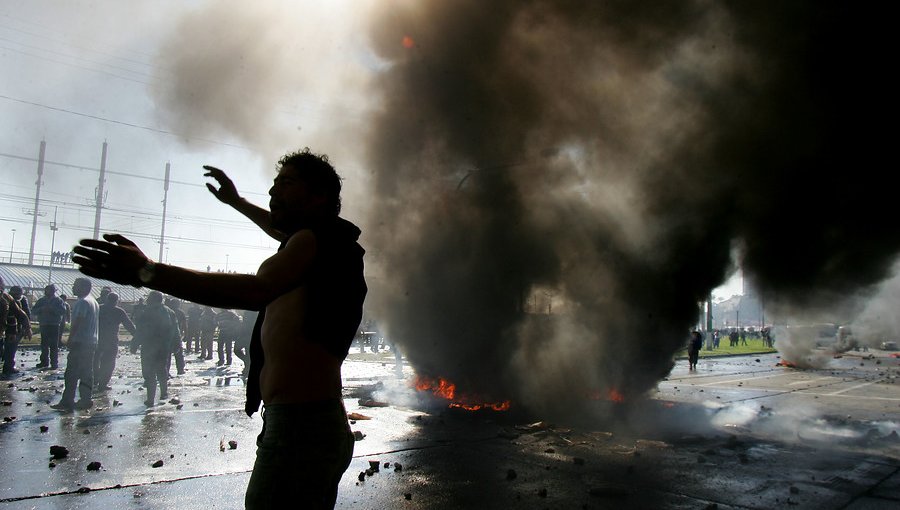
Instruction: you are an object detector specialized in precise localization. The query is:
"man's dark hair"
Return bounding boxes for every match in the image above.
[277,147,342,217]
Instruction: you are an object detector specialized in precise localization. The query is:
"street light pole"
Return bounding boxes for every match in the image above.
[225,254,229,272]
[9,229,15,263]
[48,207,58,284]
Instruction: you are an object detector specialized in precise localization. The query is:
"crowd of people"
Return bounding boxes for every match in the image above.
[0,276,257,409]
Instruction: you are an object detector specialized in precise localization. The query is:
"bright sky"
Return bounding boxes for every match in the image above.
[1,1,749,302]
[0,0,373,274]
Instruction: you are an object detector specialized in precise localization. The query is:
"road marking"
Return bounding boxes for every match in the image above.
[696,372,787,387]
[825,379,883,396]
[797,390,900,402]
[787,376,834,386]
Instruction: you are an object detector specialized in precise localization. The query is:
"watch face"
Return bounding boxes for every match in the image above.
[139,263,154,283]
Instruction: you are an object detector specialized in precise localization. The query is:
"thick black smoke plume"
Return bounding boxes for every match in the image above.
[363,0,895,415]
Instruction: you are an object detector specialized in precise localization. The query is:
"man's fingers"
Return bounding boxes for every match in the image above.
[103,233,137,247]
[206,183,220,195]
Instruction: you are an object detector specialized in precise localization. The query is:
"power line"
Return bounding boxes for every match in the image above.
[0,150,268,197]
[0,93,253,150]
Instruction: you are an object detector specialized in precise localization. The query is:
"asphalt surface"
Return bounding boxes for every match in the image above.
[1,344,898,509]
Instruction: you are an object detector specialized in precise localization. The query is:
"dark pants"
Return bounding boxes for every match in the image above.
[167,339,185,375]
[245,401,355,510]
[2,326,20,373]
[61,343,94,404]
[141,348,168,402]
[185,326,201,353]
[93,342,118,388]
[200,330,214,359]
[39,324,60,368]
[217,336,233,364]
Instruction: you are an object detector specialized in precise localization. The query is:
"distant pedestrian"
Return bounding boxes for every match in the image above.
[165,298,187,376]
[58,294,71,350]
[1,279,32,375]
[132,291,179,406]
[93,292,136,391]
[3,285,32,374]
[51,278,99,411]
[185,303,202,354]
[199,306,217,360]
[215,309,242,366]
[688,330,703,371]
[31,284,66,369]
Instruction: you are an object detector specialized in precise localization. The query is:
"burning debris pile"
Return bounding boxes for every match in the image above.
[363,0,897,417]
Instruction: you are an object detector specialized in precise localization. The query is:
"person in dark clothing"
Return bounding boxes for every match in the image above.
[235,309,258,376]
[199,306,217,360]
[1,280,32,375]
[165,298,187,375]
[31,284,66,369]
[215,308,242,366]
[185,303,202,354]
[73,147,366,509]
[3,285,31,374]
[93,292,136,391]
[688,330,703,370]
[57,294,71,350]
[132,291,180,406]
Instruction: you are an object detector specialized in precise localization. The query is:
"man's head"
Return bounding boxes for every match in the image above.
[99,286,112,304]
[72,278,91,298]
[0,276,4,291]
[10,286,23,299]
[269,148,342,232]
[106,292,119,306]
[44,284,57,297]
[146,291,163,306]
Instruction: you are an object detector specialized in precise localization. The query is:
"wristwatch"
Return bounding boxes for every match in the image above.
[138,260,157,286]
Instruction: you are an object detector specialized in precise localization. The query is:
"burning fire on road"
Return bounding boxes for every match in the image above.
[414,375,511,412]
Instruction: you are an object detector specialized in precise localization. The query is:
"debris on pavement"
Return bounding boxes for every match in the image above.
[151,460,164,468]
[347,412,371,420]
[87,461,102,471]
[353,430,366,441]
[228,440,238,450]
[358,399,389,408]
[49,445,68,459]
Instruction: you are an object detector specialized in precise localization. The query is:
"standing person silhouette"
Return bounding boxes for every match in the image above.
[72,148,366,509]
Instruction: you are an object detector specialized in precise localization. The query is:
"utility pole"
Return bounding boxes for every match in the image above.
[159,162,170,262]
[48,207,58,284]
[92,141,108,240]
[28,140,46,264]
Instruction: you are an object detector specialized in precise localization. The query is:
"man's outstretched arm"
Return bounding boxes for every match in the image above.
[72,232,316,311]
[203,165,285,242]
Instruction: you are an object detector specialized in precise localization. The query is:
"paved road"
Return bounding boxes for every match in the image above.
[1,346,898,509]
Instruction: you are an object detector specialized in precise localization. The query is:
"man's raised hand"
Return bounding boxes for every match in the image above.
[203,165,241,206]
[72,234,150,286]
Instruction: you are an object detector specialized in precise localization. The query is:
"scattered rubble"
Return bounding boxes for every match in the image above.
[368,460,380,472]
[87,461,102,471]
[353,431,366,441]
[358,399,389,408]
[357,471,365,482]
[49,445,69,459]
[151,460,164,468]
[228,440,238,450]
[39,425,48,433]
[347,412,371,420]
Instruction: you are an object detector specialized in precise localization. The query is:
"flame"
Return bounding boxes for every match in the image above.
[586,388,626,403]
[402,35,415,49]
[414,375,510,411]
[776,360,797,368]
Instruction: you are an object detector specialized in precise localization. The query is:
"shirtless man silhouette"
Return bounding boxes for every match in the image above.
[72,148,366,509]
